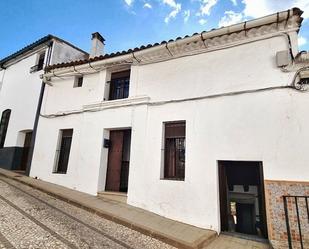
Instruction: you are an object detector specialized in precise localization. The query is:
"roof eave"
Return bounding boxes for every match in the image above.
[47,7,304,72]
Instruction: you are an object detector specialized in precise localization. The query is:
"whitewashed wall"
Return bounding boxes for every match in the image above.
[50,41,87,65]
[0,51,44,146]
[0,40,86,149]
[30,33,309,232]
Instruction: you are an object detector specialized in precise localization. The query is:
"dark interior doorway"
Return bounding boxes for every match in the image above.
[105,129,131,193]
[20,131,33,171]
[218,161,268,238]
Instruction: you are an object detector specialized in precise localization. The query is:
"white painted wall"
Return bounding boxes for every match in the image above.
[0,52,44,146]
[30,33,309,232]
[50,41,87,65]
[0,40,86,149]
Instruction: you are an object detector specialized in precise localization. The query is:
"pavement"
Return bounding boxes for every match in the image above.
[0,168,216,249]
[0,175,174,249]
[0,168,272,249]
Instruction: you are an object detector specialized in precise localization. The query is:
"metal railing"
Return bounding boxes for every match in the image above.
[283,195,309,249]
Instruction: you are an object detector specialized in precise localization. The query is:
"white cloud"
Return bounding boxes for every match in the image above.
[298,36,307,47]
[124,0,134,6]
[242,0,309,19]
[162,0,182,23]
[216,0,309,30]
[163,0,179,8]
[199,0,218,16]
[230,0,237,6]
[218,10,244,27]
[199,18,207,25]
[143,3,152,9]
[184,10,191,23]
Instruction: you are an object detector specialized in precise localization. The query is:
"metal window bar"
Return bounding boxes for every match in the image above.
[110,77,129,100]
[283,195,309,249]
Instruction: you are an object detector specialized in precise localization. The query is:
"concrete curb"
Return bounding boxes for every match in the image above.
[0,169,217,249]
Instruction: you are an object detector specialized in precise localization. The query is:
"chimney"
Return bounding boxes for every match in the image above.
[90,32,105,58]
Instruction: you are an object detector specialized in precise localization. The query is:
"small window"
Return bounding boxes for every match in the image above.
[109,70,130,100]
[54,129,73,174]
[163,121,186,180]
[74,76,83,88]
[0,109,11,148]
[37,52,45,71]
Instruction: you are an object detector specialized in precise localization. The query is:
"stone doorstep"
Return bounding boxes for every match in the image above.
[0,168,217,249]
[97,191,128,203]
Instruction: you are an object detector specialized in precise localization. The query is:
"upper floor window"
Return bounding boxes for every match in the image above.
[30,52,45,73]
[37,52,45,71]
[0,109,11,148]
[74,76,83,88]
[163,121,186,181]
[109,70,130,100]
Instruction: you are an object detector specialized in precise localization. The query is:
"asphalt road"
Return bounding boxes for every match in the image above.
[0,176,175,249]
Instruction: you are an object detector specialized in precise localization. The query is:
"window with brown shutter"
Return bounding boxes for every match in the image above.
[163,121,185,180]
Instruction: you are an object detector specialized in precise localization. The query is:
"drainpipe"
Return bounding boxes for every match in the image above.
[25,41,53,176]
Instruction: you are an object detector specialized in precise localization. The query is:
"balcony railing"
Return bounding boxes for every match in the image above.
[283,195,309,249]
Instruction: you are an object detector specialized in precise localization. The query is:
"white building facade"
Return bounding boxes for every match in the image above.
[30,9,309,249]
[0,36,87,171]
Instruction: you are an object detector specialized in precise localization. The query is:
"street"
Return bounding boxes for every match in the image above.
[0,176,175,249]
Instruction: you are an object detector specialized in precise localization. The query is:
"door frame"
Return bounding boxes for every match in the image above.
[218,160,268,238]
[20,131,33,171]
[105,128,131,193]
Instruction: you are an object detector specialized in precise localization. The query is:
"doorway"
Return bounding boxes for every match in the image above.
[105,129,131,193]
[20,131,32,171]
[218,161,268,238]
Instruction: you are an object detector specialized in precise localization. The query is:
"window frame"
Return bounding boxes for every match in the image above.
[53,129,73,174]
[108,70,130,100]
[74,76,83,88]
[162,120,186,181]
[0,109,11,148]
[36,52,46,71]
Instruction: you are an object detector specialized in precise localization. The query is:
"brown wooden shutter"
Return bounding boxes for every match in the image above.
[164,121,186,180]
[165,122,185,138]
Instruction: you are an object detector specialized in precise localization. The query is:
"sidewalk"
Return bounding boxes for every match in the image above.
[0,168,216,249]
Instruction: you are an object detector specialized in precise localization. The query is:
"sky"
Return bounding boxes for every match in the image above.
[0,0,308,59]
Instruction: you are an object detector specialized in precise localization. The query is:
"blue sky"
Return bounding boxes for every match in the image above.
[0,0,308,59]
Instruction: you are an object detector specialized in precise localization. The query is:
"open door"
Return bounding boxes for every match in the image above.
[105,129,131,193]
[20,131,32,171]
[218,161,268,238]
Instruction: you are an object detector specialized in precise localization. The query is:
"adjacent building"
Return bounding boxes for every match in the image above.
[0,35,87,172]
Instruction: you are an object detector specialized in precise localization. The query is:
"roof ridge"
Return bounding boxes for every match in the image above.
[0,34,87,67]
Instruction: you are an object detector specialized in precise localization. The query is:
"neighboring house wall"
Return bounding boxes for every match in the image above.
[30,30,309,239]
[0,50,45,147]
[0,50,46,170]
[0,39,86,170]
[51,41,87,65]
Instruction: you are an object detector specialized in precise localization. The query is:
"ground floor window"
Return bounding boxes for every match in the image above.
[54,129,73,174]
[163,121,186,180]
[0,109,11,148]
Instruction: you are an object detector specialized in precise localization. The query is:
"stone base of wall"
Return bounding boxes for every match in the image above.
[265,180,309,249]
[0,147,23,170]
